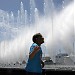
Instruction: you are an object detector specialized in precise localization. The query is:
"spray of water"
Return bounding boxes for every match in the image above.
[0,1,74,63]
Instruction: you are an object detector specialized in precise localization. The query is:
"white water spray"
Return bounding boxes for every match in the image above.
[0,0,74,64]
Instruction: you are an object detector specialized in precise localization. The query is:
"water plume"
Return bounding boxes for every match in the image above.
[0,0,74,64]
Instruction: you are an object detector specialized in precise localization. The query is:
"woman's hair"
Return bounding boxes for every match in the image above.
[32,33,42,43]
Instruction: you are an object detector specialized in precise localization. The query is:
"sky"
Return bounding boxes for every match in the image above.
[0,0,42,13]
[0,0,73,16]
[0,0,66,14]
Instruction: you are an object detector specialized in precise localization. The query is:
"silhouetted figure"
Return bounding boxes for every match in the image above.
[25,33,44,75]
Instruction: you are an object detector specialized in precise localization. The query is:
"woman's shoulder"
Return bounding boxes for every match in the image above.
[32,43,38,47]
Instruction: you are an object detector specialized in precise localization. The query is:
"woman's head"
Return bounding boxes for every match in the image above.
[32,33,44,45]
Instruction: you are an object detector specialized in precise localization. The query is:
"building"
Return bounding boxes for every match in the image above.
[55,53,74,65]
[42,57,54,65]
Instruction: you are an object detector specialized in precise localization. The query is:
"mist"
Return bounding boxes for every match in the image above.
[0,1,74,63]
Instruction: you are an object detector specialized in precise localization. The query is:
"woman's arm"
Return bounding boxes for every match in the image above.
[29,46,40,59]
[41,60,44,68]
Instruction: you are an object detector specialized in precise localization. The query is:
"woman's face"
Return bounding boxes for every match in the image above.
[38,36,44,44]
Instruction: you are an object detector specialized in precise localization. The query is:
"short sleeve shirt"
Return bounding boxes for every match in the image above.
[25,43,42,73]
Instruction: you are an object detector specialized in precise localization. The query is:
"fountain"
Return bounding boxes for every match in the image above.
[0,0,74,67]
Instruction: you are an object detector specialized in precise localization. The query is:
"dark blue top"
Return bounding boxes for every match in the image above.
[25,43,42,73]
